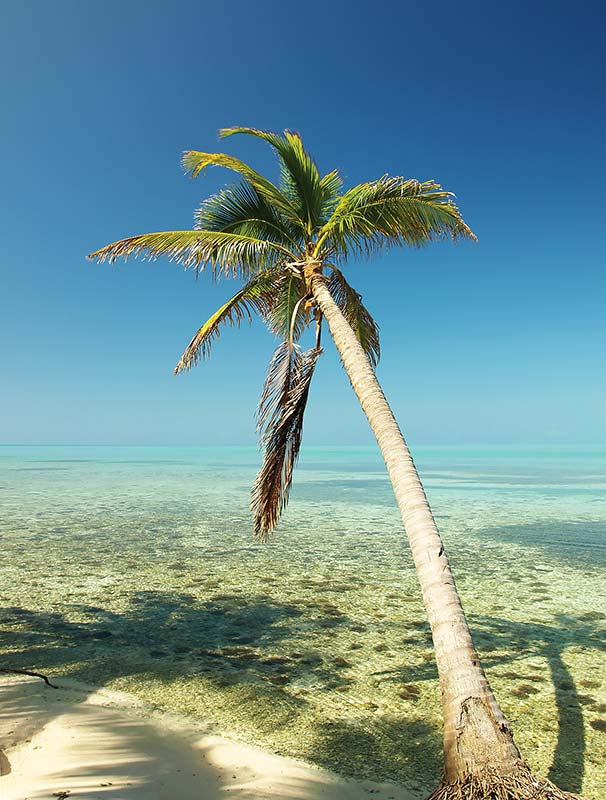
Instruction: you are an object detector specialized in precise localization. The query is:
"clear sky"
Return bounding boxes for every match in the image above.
[1,1,604,446]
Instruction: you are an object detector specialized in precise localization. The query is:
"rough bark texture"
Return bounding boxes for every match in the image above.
[310,273,523,782]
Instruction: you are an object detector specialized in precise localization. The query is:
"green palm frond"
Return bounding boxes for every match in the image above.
[251,341,322,539]
[327,267,380,367]
[220,127,342,235]
[318,169,344,219]
[195,182,302,251]
[182,150,303,229]
[317,176,477,258]
[263,272,309,341]
[174,271,281,373]
[87,230,292,278]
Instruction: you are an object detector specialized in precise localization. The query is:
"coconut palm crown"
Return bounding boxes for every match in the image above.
[89,126,474,539]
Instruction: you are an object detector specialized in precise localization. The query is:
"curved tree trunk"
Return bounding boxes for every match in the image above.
[310,271,578,799]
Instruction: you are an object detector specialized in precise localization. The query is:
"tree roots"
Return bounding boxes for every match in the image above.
[426,764,581,800]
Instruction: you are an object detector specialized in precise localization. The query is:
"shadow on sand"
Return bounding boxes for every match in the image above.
[0,591,440,796]
[6,587,601,795]
[1,676,410,800]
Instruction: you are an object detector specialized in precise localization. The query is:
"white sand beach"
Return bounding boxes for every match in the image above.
[0,677,416,800]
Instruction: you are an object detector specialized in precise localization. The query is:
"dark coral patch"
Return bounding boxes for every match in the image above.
[513,684,541,697]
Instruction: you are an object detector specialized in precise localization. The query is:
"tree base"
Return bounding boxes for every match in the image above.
[426,764,581,800]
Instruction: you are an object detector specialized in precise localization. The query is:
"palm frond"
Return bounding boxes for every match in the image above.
[251,342,322,540]
[174,271,281,373]
[263,272,309,340]
[255,341,297,434]
[327,267,380,367]
[220,127,341,234]
[182,150,303,229]
[87,230,291,279]
[318,169,344,220]
[317,176,477,259]
[195,182,302,251]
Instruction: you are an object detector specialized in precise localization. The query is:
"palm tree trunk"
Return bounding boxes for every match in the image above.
[310,273,523,783]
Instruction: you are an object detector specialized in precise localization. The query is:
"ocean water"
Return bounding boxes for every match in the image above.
[1,444,605,797]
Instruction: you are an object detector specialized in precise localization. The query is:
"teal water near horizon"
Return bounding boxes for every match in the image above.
[1,445,605,797]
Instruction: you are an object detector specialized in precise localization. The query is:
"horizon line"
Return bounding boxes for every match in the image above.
[1,442,604,449]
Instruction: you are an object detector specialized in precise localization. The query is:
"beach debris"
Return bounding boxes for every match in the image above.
[0,668,58,688]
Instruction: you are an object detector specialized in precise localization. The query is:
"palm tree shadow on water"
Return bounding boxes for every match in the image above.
[373,611,605,795]
[477,613,605,795]
[0,590,442,792]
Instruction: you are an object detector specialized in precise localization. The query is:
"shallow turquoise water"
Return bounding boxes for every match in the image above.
[1,445,605,797]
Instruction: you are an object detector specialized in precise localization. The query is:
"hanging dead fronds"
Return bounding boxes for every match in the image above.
[327,266,381,367]
[251,342,322,540]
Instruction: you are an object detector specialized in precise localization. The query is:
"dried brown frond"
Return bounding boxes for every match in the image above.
[251,342,322,539]
[327,266,380,367]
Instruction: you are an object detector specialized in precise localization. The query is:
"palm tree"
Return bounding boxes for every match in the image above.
[89,127,578,800]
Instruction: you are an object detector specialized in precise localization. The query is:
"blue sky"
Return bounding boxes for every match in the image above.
[1,1,604,446]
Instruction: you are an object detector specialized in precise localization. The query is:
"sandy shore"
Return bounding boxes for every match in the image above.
[0,676,417,800]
